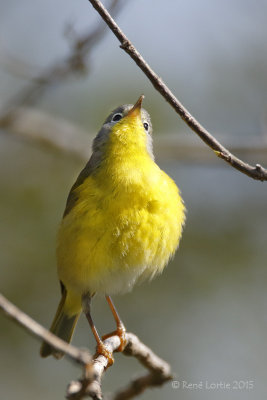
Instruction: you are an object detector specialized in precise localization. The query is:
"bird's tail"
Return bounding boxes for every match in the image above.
[40,286,81,359]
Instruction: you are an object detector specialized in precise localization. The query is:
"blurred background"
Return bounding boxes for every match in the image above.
[0,0,267,399]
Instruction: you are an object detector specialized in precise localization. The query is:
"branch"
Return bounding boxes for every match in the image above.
[0,292,172,400]
[88,0,267,181]
[112,333,173,400]
[1,106,91,160]
[67,333,172,400]
[4,105,266,164]
[0,293,92,365]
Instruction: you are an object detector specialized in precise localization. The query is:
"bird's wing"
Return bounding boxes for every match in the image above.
[63,158,94,218]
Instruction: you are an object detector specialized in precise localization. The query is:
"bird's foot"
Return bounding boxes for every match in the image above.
[102,323,127,352]
[95,341,114,367]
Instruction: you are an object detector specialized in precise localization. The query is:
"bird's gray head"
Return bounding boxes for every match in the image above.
[92,96,154,162]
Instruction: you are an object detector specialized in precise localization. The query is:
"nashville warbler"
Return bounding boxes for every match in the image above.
[40,95,185,364]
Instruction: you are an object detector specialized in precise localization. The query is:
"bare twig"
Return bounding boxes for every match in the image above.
[67,333,172,400]
[3,106,91,160]
[112,373,168,400]
[88,0,267,181]
[4,105,267,165]
[1,293,172,400]
[0,293,91,365]
[112,333,173,400]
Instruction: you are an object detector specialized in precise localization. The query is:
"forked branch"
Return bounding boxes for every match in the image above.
[0,293,172,400]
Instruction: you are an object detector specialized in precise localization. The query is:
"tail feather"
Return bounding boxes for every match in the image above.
[40,288,81,359]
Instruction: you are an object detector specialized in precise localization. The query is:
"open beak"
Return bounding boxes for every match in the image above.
[126,95,144,118]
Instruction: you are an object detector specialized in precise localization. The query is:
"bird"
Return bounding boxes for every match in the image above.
[40,95,185,365]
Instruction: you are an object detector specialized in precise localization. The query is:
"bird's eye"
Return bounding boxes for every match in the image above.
[112,113,123,122]
[143,122,149,131]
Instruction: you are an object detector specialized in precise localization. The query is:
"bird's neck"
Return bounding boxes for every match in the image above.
[95,140,156,190]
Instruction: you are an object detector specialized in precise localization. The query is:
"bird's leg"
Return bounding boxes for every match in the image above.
[81,293,114,367]
[102,295,127,352]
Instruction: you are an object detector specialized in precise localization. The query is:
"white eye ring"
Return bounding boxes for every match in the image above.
[143,121,149,131]
[112,113,123,122]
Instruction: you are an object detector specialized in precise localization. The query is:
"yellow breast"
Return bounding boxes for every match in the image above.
[57,122,185,295]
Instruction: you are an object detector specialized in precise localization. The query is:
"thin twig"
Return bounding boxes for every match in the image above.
[88,0,267,181]
[0,293,92,365]
[4,105,267,165]
[112,333,172,400]
[112,373,168,400]
[3,106,91,160]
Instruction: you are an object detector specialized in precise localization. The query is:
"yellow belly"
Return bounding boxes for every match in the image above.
[57,159,185,296]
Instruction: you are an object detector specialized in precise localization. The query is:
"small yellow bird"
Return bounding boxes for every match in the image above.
[40,95,185,364]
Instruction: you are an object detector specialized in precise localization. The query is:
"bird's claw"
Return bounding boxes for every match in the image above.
[102,323,127,352]
[96,342,114,368]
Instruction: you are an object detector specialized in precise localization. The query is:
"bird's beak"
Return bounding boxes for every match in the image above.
[126,95,144,118]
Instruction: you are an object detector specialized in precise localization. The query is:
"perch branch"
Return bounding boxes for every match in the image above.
[88,0,267,181]
[0,293,172,400]
[67,333,172,400]
[0,293,92,365]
